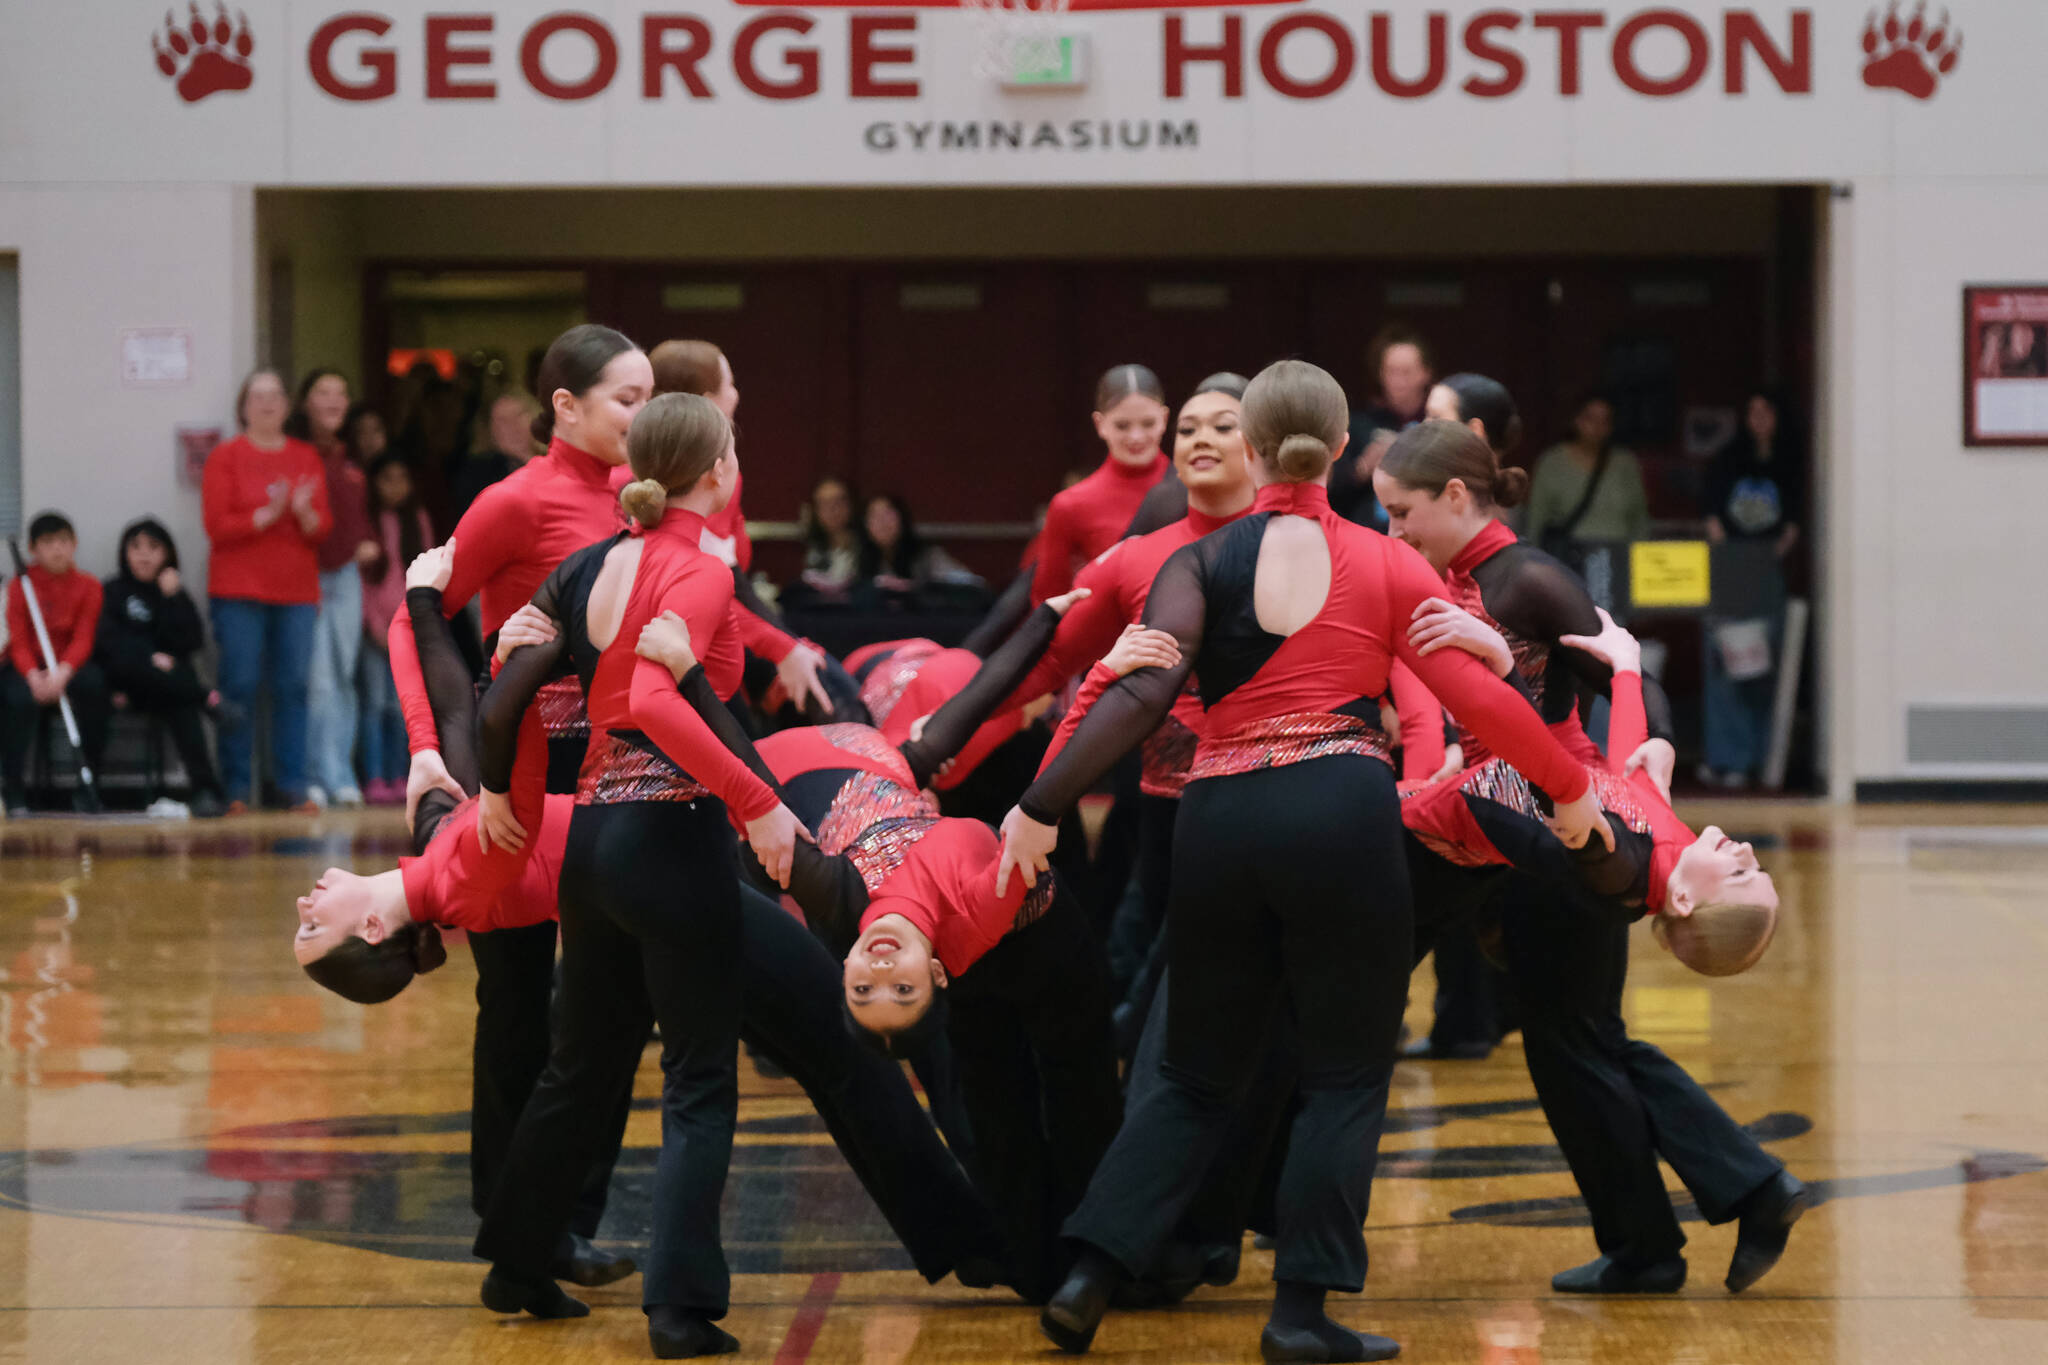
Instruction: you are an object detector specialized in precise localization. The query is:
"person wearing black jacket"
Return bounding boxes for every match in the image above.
[96,518,227,816]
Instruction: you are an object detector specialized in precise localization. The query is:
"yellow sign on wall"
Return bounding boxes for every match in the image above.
[1631,541,1711,608]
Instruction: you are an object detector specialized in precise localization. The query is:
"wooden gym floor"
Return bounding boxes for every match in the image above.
[2,800,2046,1363]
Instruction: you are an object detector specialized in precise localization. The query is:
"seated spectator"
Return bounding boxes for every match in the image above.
[2,511,109,815]
[203,367,331,814]
[95,518,229,818]
[446,392,539,528]
[1525,391,1651,560]
[358,453,438,807]
[861,493,980,599]
[793,476,869,603]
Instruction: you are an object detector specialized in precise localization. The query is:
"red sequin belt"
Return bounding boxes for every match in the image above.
[576,731,710,806]
[537,677,591,740]
[858,642,942,730]
[1188,711,1392,782]
[816,774,940,858]
[1428,758,1651,835]
[1140,712,1201,799]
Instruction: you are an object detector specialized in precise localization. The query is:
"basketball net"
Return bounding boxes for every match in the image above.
[961,0,1073,82]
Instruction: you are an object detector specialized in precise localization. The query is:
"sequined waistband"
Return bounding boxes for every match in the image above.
[1140,712,1201,799]
[576,731,711,806]
[1188,711,1392,783]
[816,774,940,858]
[858,643,942,730]
[1435,758,1651,836]
[537,677,590,740]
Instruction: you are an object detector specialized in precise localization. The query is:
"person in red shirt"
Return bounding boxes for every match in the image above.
[467,394,805,1358]
[1029,364,1172,604]
[2,512,107,814]
[290,368,377,809]
[999,361,1602,1363]
[203,367,332,813]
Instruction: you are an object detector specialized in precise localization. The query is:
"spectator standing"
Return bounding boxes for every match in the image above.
[447,392,540,528]
[290,369,376,809]
[2,512,107,815]
[1331,324,1433,528]
[95,518,228,818]
[1524,392,1651,563]
[1700,389,1804,788]
[860,493,978,599]
[357,454,436,807]
[794,476,867,602]
[203,368,331,813]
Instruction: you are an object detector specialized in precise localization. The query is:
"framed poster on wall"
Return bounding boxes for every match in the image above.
[1964,286,2048,446]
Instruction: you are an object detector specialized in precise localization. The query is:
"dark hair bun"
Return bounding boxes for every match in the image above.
[1494,465,1531,509]
[409,923,449,974]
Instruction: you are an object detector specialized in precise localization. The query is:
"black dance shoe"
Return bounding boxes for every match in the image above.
[1726,1170,1809,1293]
[647,1305,739,1359]
[1041,1269,1113,1353]
[479,1268,589,1319]
[1551,1254,1687,1294]
[550,1232,638,1287]
[1259,1323,1402,1362]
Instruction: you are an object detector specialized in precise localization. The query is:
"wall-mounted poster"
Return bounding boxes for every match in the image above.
[1965,286,2048,446]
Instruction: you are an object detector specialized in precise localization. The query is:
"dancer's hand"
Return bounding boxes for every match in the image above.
[634,610,696,678]
[406,540,456,593]
[1103,625,1179,677]
[496,603,559,663]
[1558,607,1641,676]
[746,803,811,889]
[405,748,466,834]
[1431,742,1464,783]
[477,787,526,854]
[1545,785,1614,853]
[1625,739,1677,805]
[996,806,1057,896]
[776,642,833,716]
[1409,597,1513,677]
[1046,586,1093,616]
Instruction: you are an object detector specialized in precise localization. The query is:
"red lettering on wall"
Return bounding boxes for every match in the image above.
[1256,15,1354,100]
[1370,12,1448,98]
[734,15,819,100]
[642,15,713,98]
[520,13,619,100]
[1724,9,1810,94]
[850,15,919,98]
[1613,9,1709,95]
[426,14,495,100]
[1530,10,1604,95]
[308,13,396,102]
[1461,10,1526,96]
[1165,16,1243,99]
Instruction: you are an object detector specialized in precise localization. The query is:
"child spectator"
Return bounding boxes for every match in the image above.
[96,518,229,818]
[356,454,436,806]
[2,512,108,815]
[203,367,331,814]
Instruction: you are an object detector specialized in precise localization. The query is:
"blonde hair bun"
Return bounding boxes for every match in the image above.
[620,477,670,528]
[1276,433,1333,482]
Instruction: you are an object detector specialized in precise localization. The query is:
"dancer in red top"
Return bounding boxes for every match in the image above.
[999,361,1600,1363]
[1030,364,1172,603]
[468,393,804,1359]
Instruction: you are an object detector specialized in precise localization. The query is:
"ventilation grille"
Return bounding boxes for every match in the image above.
[1906,706,2048,765]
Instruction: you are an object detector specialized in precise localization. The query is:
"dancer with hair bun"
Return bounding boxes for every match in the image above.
[469,392,806,1359]
[998,360,1603,1363]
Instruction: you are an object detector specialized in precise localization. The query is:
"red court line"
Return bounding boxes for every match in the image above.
[774,1272,843,1365]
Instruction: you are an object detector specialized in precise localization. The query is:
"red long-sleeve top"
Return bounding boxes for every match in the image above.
[401,790,568,934]
[1030,450,1169,603]
[588,506,779,821]
[201,435,332,604]
[857,818,1038,975]
[878,648,1024,792]
[6,566,102,676]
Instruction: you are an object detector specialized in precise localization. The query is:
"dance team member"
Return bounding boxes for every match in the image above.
[1030,364,1172,603]
[1377,420,1805,1296]
[471,393,806,1359]
[292,546,1007,1295]
[997,360,1603,1362]
[632,600,1125,1305]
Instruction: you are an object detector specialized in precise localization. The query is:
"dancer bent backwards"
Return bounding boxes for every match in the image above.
[293,545,1008,1299]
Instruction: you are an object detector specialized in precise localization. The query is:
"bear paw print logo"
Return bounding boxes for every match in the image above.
[1861,2,1961,101]
[152,3,255,104]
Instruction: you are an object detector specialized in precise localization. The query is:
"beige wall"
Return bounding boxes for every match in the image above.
[0,184,254,600]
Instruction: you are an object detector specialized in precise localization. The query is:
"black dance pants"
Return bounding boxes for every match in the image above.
[474,798,744,1315]
[1063,756,1411,1293]
[947,886,1124,1302]
[1498,876,1784,1266]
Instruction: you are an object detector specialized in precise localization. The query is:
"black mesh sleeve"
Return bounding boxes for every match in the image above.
[1123,470,1189,538]
[899,603,1063,789]
[412,790,460,857]
[959,565,1036,658]
[406,587,483,796]
[475,559,578,795]
[674,664,787,798]
[1566,820,1656,918]
[1494,551,1676,745]
[1016,544,1205,825]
